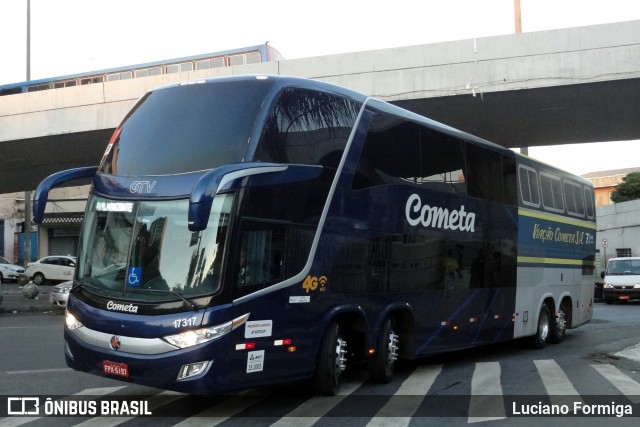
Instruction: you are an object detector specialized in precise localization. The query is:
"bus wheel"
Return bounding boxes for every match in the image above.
[369,317,399,383]
[530,304,551,349]
[314,320,347,395]
[550,303,567,343]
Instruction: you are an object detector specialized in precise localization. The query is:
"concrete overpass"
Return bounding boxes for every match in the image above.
[1,20,640,194]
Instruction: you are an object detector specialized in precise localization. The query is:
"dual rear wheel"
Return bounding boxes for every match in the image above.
[314,317,399,395]
[530,302,567,349]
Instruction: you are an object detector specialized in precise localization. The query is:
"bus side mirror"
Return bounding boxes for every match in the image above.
[188,163,286,231]
[33,166,98,224]
[600,271,605,279]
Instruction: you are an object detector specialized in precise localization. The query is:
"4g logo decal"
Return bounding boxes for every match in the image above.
[302,275,327,294]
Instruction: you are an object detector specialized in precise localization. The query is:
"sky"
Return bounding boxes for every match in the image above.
[1,0,639,176]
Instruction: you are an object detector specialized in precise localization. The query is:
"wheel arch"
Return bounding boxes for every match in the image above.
[319,305,369,361]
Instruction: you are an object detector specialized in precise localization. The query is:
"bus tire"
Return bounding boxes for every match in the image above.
[530,304,551,349]
[314,320,347,396]
[369,317,399,383]
[550,302,567,344]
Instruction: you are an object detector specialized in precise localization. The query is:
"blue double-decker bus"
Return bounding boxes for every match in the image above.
[33,75,595,395]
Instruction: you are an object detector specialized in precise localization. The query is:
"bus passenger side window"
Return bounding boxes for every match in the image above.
[354,114,466,194]
[540,173,564,213]
[584,187,595,219]
[563,180,585,217]
[254,88,360,166]
[466,145,517,204]
[518,166,540,207]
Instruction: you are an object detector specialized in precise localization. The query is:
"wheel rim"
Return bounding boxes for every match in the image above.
[34,274,43,285]
[555,307,566,337]
[386,328,399,367]
[334,335,347,383]
[539,310,549,341]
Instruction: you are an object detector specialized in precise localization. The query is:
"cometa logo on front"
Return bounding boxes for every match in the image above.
[405,193,476,232]
[106,301,139,313]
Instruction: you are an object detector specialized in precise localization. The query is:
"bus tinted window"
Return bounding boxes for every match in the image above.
[564,180,585,217]
[253,88,361,166]
[518,166,540,207]
[354,114,466,194]
[584,187,595,219]
[466,143,516,204]
[100,81,273,175]
[540,173,564,212]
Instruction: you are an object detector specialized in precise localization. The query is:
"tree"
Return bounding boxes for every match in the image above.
[611,172,640,203]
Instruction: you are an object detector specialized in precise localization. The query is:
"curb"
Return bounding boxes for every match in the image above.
[0,283,62,314]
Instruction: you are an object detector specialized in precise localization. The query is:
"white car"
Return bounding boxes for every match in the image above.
[25,256,76,285]
[50,280,72,308]
[0,256,25,283]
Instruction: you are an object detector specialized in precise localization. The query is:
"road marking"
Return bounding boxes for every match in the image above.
[592,364,640,404]
[173,390,268,427]
[468,361,505,423]
[534,359,582,405]
[73,390,185,427]
[615,342,640,362]
[271,372,367,427]
[366,364,443,427]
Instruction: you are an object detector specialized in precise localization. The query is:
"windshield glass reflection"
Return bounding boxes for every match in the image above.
[77,195,232,301]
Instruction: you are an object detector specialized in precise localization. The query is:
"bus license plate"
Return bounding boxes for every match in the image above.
[619,295,630,300]
[103,360,129,378]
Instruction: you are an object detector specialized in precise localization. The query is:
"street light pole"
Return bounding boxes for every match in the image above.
[24,0,32,267]
[514,0,529,156]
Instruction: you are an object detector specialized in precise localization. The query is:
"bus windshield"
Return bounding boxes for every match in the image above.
[100,80,273,176]
[77,194,233,301]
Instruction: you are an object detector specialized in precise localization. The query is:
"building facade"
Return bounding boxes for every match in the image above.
[0,186,88,265]
[583,167,640,207]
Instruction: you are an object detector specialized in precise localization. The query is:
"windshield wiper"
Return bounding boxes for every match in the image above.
[72,282,105,293]
[128,288,198,310]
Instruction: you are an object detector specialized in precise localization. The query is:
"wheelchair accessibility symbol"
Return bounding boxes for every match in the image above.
[127,267,142,286]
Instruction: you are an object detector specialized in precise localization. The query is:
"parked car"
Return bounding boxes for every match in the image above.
[25,256,76,285]
[0,256,25,283]
[50,280,72,308]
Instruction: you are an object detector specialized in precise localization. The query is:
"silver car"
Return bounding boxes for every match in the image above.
[0,256,25,283]
[50,280,72,308]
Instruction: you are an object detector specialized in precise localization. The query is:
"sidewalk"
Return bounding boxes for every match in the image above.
[0,282,60,314]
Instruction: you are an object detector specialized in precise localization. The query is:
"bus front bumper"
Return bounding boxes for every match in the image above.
[64,328,230,394]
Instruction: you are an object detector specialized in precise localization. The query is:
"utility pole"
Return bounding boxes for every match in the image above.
[514,0,529,156]
[514,0,523,33]
[24,0,32,268]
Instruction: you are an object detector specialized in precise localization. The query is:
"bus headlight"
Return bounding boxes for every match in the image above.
[163,313,250,349]
[603,283,613,289]
[164,321,232,348]
[65,311,84,330]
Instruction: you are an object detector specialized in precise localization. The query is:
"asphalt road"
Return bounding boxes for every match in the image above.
[0,298,639,426]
